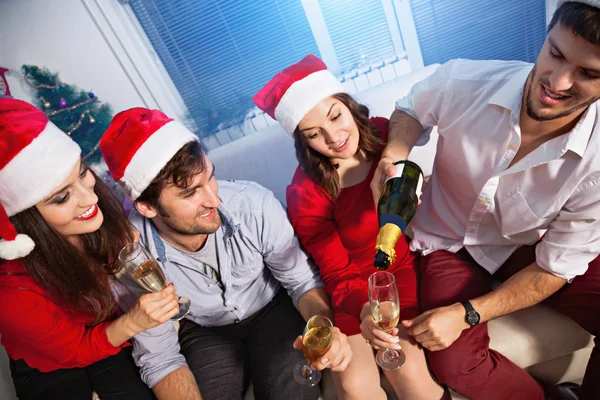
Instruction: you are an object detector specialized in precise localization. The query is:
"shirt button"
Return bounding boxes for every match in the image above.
[508,144,517,150]
[468,228,476,234]
[479,198,488,205]
[473,212,482,218]
[235,319,241,324]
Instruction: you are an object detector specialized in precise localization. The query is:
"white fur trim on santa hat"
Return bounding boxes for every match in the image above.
[0,121,81,217]
[557,0,600,9]
[274,69,346,135]
[122,120,198,200]
[0,233,35,260]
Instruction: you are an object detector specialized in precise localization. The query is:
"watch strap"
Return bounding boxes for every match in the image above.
[461,300,475,314]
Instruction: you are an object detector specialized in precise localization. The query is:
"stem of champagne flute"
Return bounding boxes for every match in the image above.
[384,348,398,361]
[300,361,312,378]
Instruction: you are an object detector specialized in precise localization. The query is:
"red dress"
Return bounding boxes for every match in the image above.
[0,260,128,372]
[286,117,419,336]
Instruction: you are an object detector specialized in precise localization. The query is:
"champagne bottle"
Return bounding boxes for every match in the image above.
[374,160,423,270]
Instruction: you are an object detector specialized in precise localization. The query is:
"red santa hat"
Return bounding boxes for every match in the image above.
[0,98,81,260]
[557,1,600,9]
[253,54,345,135]
[100,108,198,200]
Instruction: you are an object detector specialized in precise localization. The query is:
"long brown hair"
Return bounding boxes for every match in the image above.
[293,93,382,199]
[8,168,133,325]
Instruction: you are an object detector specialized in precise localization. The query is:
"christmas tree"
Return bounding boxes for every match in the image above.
[21,65,113,164]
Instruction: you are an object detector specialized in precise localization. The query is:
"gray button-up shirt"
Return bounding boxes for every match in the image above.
[110,180,323,388]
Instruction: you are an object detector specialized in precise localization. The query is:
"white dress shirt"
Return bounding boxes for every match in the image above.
[396,59,600,280]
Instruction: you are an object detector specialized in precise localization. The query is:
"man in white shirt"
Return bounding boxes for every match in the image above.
[371,1,600,399]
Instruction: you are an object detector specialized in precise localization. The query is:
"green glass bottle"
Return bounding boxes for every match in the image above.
[374,160,423,270]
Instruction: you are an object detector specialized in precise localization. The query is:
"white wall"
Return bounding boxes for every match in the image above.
[546,0,558,24]
[0,0,144,112]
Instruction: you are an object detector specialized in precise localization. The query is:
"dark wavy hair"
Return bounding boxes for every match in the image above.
[8,168,133,325]
[549,1,600,45]
[293,93,382,199]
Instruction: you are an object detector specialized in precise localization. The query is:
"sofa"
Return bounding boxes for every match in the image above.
[208,65,594,400]
[0,66,593,400]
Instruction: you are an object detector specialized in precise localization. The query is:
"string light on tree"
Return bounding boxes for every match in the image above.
[67,110,97,136]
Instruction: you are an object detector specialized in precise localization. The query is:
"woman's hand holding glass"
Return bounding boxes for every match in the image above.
[360,303,402,350]
[362,271,406,369]
[119,242,191,321]
[124,283,180,334]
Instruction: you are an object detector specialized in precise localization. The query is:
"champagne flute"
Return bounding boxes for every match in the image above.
[369,271,405,369]
[119,242,191,321]
[293,315,333,387]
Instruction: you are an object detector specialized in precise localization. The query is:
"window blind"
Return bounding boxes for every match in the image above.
[319,0,397,72]
[129,0,319,136]
[409,0,547,65]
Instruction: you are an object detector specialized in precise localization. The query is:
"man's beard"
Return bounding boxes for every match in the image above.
[525,67,597,122]
[161,210,221,236]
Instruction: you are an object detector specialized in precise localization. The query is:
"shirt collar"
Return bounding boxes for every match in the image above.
[216,197,240,239]
[488,64,533,112]
[563,103,598,157]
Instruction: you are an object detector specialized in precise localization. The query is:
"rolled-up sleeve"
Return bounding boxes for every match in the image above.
[536,180,600,280]
[131,323,187,388]
[259,191,324,307]
[110,279,188,388]
[395,60,456,146]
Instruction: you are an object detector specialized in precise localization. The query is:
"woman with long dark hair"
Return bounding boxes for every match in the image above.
[0,99,179,399]
[254,55,446,399]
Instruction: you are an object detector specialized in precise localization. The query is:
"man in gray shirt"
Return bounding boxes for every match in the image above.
[101,107,352,400]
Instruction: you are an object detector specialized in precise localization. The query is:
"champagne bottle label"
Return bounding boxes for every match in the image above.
[385,163,423,200]
[384,163,405,183]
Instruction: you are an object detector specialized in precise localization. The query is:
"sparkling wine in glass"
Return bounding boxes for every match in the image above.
[119,242,191,321]
[369,271,405,369]
[293,315,333,386]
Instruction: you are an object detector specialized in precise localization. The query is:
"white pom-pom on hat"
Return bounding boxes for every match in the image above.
[0,234,35,260]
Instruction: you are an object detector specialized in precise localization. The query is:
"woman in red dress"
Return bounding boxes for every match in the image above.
[0,99,179,399]
[254,55,445,399]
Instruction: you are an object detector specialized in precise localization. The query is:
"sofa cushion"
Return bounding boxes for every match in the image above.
[210,124,296,205]
[488,303,593,378]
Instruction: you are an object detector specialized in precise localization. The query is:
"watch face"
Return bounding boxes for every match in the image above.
[467,311,480,326]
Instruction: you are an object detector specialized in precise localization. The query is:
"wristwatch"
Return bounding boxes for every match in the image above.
[461,300,480,327]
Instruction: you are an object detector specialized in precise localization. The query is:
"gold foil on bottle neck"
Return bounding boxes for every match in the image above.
[375,223,402,265]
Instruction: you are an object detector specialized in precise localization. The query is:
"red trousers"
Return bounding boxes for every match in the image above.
[420,245,600,400]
